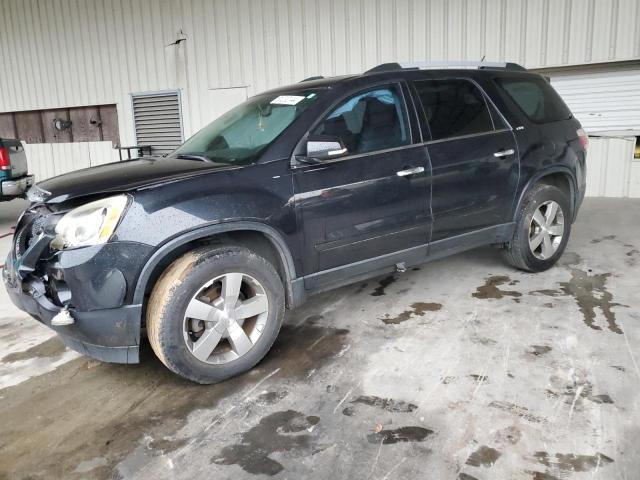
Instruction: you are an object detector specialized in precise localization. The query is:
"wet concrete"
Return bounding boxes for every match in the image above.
[559,268,625,334]
[380,301,442,324]
[212,410,321,475]
[466,445,501,467]
[367,426,433,445]
[1,336,66,363]
[1,197,640,479]
[472,275,522,300]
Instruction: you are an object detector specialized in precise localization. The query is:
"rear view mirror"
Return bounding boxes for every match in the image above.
[306,134,348,161]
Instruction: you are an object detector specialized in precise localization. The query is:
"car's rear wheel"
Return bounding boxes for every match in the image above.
[502,183,571,272]
[146,245,285,384]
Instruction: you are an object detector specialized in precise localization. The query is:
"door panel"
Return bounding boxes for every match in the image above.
[293,145,431,277]
[410,77,519,241]
[427,130,519,240]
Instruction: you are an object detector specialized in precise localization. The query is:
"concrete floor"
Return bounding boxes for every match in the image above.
[0,197,639,480]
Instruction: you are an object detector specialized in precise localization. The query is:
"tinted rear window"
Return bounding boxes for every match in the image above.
[497,77,572,123]
[413,79,494,140]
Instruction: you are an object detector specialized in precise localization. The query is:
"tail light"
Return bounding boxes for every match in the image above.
[577,128,589,151]
[0,147,10,171]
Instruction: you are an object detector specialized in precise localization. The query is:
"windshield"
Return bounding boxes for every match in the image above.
[173,90,322,165]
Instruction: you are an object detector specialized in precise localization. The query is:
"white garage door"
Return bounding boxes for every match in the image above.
[548,67,640,136]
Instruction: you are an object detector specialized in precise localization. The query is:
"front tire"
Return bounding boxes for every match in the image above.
[146,245,285,384]
[502,183,571,272]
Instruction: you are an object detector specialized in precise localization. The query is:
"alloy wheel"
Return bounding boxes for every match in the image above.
[528,200,564,260]
[183,272,269,364]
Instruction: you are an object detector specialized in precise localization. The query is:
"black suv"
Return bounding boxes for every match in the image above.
[3,62,587,383]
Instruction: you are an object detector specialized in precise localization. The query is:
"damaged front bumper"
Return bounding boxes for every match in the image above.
[3,224,152,364]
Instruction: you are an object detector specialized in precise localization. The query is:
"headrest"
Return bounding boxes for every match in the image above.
[323,115,349,136]
[363,98,397,127]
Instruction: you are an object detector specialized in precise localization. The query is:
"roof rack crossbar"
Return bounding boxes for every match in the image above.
[365,61,527,74]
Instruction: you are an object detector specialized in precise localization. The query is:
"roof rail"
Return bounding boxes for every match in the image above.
[299,75,324,82]
[365,61,527,74]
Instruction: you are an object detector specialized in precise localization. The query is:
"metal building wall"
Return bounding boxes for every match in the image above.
[2,0,640,140]
[1,0,639,193]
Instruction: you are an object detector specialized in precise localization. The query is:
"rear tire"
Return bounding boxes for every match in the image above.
[502,183,571,272]
[147,245,285,384]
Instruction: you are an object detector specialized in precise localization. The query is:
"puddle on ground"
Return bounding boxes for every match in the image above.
[533,451,614,473]
[367,426,433,445]
[470,335,497,346]
[371,275,396,296]
[529,345,552,356]
[547,370,614,406]
[559,268,625,334]
[488,401,544,424]
[211,410,321,476]
[492,425,522,445]
[559,251,581,266]
[458,474,480,480]
[466,445,501,467]
[1,336,67,363]
[381,302,442,324]
[0,319,349,479]
[472,276,522,301]
[590,235,617,244]
[527,471,561,480]
[342,395,417,416]
[531,262,625,334]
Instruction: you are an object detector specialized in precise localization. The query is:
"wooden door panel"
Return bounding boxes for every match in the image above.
[14,111,44,143]
[98,105,120,145]
[42,109,73,143]
[69,107,102,142]
[0,113,16,139]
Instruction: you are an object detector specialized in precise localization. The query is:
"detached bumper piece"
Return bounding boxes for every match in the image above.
[1,174,34,197]
[2,212,150,364]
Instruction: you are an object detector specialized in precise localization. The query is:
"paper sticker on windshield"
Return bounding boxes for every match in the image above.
[270,95,305,105]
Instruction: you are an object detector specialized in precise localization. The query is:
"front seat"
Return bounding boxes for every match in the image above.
[322,115,356,153]
[357,98,401,153]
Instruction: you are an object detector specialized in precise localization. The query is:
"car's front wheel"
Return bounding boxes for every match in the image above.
[502,183,571,272]
[146,245,285,384]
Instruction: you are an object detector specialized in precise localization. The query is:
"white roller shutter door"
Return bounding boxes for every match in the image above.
[549,68,640,136]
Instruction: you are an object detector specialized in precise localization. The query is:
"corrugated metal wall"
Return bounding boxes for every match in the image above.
[24,141,119,181]
[586,137,639,197]
[1,0,639,194]
[2,0,640,142]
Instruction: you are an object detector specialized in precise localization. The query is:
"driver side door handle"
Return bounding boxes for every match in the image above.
[493,149,515,158]
[396,166,425,177]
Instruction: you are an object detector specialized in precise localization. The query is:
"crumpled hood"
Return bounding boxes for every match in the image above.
[31,156,236,203]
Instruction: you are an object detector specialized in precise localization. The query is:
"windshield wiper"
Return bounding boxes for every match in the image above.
[176,154,213,162]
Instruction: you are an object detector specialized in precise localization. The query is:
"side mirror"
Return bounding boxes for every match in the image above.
[305,134,348,161]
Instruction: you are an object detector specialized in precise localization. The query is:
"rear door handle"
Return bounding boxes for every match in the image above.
[493,149,515,158]
[396,166,425,177]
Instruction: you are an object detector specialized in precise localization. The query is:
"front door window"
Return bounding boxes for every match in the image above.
[311,86,410,156]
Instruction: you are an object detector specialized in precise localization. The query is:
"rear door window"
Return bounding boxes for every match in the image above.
[413,79,495,140]
[311,85,410,155]
[496,77,572,123]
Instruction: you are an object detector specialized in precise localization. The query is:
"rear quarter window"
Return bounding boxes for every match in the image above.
[496,77,571,123]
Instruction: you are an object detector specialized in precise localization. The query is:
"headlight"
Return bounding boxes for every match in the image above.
[51,195,129,250]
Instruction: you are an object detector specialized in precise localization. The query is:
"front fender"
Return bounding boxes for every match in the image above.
[131,221,300,306]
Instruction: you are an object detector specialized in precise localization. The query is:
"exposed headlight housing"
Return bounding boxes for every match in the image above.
[51,195,129,250]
